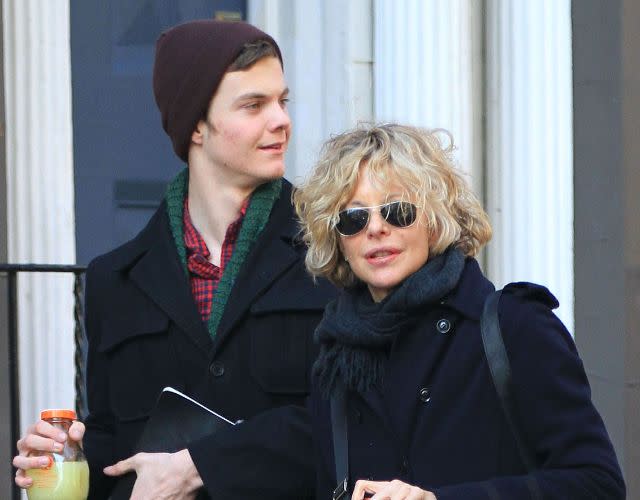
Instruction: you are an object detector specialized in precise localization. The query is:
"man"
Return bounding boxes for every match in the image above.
[14,19,335,499]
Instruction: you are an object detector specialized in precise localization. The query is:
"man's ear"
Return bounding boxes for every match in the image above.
[191,120,205,145]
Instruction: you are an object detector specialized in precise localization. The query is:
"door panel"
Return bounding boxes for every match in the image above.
[71,0,247,264]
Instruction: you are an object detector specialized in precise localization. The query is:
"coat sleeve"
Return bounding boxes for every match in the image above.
[82,260,118,499]
[188,403,314,500]
[432,287,626,500]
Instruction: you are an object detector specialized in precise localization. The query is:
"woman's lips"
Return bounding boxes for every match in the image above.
[365,248,400,265]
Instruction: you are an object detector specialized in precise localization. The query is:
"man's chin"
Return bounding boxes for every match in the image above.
[244,165,286,190]
[262,163,286,181]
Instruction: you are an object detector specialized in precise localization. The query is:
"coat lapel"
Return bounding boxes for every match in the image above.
[379,259,494,448]
[381,315,452,448]
[355,317,453,450]
[210,182,301,356]
[118,204,211,353]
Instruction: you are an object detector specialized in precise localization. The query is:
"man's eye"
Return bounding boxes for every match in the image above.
[244,102,261,110]
[280,97,290,106]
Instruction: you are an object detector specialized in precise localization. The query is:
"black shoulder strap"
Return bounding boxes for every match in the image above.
[481,290,543,500]
[330,387,349,500]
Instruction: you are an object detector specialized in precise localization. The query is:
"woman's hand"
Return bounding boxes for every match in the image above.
[13,419,85,489]
[352,479,437,500]
[103,448,202,500]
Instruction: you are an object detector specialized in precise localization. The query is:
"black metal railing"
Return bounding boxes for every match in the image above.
[0,264,87,500]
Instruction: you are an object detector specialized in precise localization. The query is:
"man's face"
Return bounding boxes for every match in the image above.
[196,56,291,187]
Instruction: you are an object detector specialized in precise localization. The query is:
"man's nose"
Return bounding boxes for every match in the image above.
[268,101,291,131]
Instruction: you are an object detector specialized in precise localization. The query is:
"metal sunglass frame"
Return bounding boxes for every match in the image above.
[335,200,419,236]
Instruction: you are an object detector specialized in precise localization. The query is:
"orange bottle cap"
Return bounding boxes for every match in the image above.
[40,409,77,420]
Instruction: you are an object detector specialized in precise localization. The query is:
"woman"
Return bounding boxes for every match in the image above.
[293,124,625,499]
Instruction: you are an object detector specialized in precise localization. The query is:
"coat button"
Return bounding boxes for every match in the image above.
[209,362,225,377]
[419,387,431,402]
[436,318,451,334]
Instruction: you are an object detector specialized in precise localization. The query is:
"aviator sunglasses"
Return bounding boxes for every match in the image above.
[336,201,419,236]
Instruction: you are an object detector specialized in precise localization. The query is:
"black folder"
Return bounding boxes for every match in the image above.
[110,386,235,499]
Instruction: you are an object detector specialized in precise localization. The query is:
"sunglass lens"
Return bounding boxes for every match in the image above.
[337,208,369,236]
[383,201,417,227]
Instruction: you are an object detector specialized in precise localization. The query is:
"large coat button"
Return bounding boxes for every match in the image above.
[209,361,225,377]
[419,387,431,402]
[436,318,451,334]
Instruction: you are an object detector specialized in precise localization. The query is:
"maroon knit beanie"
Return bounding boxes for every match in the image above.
[153,20,283,163]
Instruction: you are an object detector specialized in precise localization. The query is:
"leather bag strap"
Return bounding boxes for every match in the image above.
[481,289,543,500]
[330,387,349,500]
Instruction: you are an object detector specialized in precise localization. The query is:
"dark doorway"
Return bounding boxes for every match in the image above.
[71,0,247,265]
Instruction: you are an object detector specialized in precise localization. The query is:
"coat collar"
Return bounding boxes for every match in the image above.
[210,181,302,355]
[104,180,302,355]
[109,199,211,352]
[439,257,495,320]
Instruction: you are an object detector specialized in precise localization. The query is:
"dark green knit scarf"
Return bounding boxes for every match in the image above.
[165,168,282,338]
[313,247,466,397]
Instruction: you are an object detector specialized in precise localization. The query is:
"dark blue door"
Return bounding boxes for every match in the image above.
[71,0,247,265]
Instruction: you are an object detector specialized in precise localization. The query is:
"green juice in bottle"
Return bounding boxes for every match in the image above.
[26,409,89,500]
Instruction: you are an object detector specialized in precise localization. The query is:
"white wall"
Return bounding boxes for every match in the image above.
[374,0,484,195]
[249,0,374,183]
[2,0,77,432]
[484,0,574,331]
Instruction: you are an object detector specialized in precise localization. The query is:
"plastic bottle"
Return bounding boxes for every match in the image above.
[25,409,89,500]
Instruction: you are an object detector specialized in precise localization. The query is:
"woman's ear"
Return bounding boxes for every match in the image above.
[425,214,439,250]
[337,240,348,262]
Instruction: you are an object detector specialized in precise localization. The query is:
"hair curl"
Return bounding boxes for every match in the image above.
[293,123,492,288]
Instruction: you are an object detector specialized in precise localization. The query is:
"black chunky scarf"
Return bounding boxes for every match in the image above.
[313,247,466,397]
[165,168,282,338]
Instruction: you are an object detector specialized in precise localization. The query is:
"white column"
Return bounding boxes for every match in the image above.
[3,0,77,430]
[485,0,574,331]
[249,0,374,181]
[374,0,483,191]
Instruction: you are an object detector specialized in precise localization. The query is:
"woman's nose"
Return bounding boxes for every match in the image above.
[366,209,390,236]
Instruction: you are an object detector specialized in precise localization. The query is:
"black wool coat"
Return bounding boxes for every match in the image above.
[82,180,337,499]
[308,258,625,499]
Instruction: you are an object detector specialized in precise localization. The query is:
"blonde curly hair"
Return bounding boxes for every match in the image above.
[293,123,492,287]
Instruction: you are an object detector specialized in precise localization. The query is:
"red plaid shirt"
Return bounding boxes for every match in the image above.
[183,198,248,322]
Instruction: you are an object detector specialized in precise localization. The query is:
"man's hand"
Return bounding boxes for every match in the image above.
[104,448,203,500]
[352,479,437,500]
[13,419,85,489]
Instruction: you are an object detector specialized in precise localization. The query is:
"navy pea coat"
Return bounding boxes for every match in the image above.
[82,180,337,499]
[307,258,625,499]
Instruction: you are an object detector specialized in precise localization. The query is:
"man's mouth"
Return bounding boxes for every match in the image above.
[259,142,284,151]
